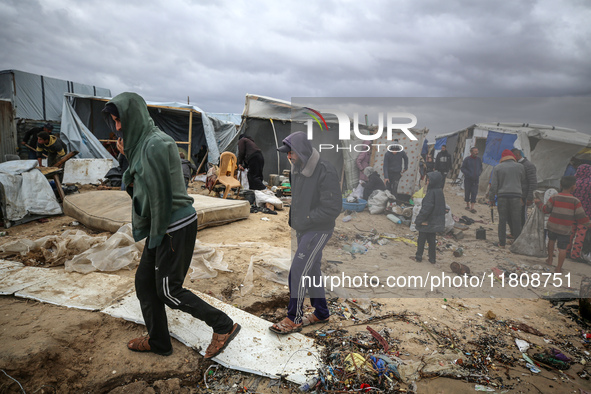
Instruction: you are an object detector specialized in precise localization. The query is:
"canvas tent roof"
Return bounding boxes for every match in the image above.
[237,94,428,195]
[435,122,591,189]
[0,70,111,121]
[60,93,238,165]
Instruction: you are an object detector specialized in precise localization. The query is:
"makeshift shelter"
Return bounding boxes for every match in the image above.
[0,69,111,162]
[60,93,238,166]
[237,94,428,195]
[435,123,591,191]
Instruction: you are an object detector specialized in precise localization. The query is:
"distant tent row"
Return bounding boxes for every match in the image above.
[236,94,428,195]
[435,123,591,191]
[60,93,239,166]
[0,69,112,163]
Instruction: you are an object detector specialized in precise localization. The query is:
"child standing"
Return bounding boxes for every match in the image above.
[534,176,590,273]
[414,171,446,264]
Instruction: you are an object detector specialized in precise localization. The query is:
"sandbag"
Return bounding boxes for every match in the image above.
[510,190,546,257]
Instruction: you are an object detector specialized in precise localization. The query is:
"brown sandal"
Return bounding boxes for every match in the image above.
[301,313,329,327]
[127,336,172,356]
[269,317,302,335]
[204,323,241,359]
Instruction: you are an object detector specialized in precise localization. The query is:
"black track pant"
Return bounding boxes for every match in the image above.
[135,220,233,354]
[416,231,436,263]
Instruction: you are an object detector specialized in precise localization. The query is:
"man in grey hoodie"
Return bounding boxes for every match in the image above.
[270,131,342,334]
[489,149,526,248]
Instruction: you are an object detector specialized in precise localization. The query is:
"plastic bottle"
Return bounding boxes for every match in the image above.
[299,376,319,392]
[387,214,401,224]
[351,242,367,254]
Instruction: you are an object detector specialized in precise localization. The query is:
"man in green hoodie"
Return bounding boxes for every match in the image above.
[103,92,240,359]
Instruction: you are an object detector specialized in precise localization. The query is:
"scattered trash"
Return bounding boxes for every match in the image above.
[387,214,402,224]
[475,384,496,392]
[486,310,496,320]
[261,217,270,221]
[450,262,470,275]
[0,231,7,236]
[515,339,530,353]
[476,227,487,240]
[299,376,319,392]
[342,215,352,222]
[453,247,464,257]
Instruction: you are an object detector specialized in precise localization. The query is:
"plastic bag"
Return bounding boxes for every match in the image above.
[444,204,454,234]
[368,190,395,215]
[238,168,249,190]
[254,189,283,210]
[350,183,364,200]
[410,198,423,231]
[241,246,291,296]
[412,187,426,199]
[65,224,142,273]
[510,190,547,257]
[188,240,231,279]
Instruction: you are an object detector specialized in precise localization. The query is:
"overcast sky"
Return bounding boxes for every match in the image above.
[1,0,590,136]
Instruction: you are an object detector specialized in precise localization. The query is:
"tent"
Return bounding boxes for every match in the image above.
[435,123,591,191]
[237,94,428,195]
[60,93,238,166]
[0,69,112,162]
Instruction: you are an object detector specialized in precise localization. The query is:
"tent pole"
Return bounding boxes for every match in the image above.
[270,119,280,175]
[188,110,193,159]
[195,151,209,179]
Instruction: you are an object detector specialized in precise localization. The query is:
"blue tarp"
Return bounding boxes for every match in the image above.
[482,131,517,166]
[434,137,447,150]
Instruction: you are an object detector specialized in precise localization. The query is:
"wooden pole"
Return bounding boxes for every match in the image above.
[188,110,193,159]
[195,151,209,178]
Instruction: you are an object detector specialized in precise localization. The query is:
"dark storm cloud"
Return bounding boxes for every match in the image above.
[1,0,590,133]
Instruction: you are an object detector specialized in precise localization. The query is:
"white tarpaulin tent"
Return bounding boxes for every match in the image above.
[435,123,591,190]
[237,94,428,194]
[0,160,62,226]
[60,93,238,165]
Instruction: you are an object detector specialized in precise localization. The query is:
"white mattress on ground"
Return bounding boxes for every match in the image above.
[63,191,250,233]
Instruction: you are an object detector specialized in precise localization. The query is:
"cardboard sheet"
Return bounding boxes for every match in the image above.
[15,271,134,310]
[102,292,322,384]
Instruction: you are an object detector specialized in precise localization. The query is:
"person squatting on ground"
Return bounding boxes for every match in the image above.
[535,176,590,273]
[511,148,537,227]
[489,149,526,249]
[102,92,239,359]
[383,140,408,199]
[435,144,452,188]
[414,172,446,264]
[237,134,266,190]
[36,130,67,167]
[270,131,342,334]
[179,152,197,189]
[461,147,483,213]
[362,166,386,201]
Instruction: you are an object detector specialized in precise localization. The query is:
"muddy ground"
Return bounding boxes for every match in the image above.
[1,181,591,393]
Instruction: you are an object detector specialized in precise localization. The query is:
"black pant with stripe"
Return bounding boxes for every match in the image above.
[135,220,233,354]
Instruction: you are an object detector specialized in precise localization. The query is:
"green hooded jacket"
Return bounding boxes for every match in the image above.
[105,92,195,249]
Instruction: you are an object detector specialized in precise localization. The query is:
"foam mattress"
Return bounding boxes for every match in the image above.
[63,191,249,233]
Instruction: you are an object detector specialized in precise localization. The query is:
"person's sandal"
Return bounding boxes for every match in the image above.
[301,313,329,327]
[127,336,172,356]
[269,317,302,335]
[204,323,241,359]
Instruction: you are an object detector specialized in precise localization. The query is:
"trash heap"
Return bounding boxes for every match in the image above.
[292,298,591,393]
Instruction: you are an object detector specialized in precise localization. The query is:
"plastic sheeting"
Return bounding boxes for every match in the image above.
[60,93,237,165]
[0,160,62,222]
[60,95,118,162]
[0,70,110,121]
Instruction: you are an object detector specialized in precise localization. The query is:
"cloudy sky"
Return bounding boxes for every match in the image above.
[1,0,590,135]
